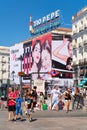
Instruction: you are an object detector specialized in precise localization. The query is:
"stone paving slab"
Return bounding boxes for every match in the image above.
[0,110,87,130]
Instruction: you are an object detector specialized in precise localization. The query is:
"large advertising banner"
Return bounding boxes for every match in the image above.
[52,36,73,78]
[23,41,32,75]
[31,33,52,80]
[34,79,45,94]
[10,43,23,84]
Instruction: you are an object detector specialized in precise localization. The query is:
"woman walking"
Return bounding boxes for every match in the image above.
[64,87,73,113]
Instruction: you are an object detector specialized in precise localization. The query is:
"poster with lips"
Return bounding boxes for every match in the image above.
[52,35,73,78]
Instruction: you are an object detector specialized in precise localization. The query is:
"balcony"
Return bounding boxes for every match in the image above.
[79,26,83,32]
[79,59,84,65]
[73,30,77,35]
[2,70,6,73]
[1,59,6,63]
[73,44,77,49]
[73,61,77,66]
[84,23,87,29]
[79,42,83,47]
[84,39,87,45]
[84,58,87,64]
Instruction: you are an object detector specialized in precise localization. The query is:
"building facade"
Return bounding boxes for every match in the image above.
[72,6,87,86]
[10,27,73,94]
[0,46,10,98]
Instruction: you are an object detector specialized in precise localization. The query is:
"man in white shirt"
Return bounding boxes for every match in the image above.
[50,85,60,111]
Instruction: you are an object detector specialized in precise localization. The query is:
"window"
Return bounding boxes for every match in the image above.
[79,46,83,54]
[84,45,87,52]
[73,49,77,57]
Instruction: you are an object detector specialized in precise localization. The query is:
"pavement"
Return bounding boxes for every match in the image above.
[0,108,87,130]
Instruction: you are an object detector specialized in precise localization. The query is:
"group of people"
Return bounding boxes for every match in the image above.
[7,86,38,122]
[49,85,73,113]
[7,84,83,123]
[7,85,49,122]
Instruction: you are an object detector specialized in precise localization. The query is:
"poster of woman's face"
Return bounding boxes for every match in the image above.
[31,33,52,80]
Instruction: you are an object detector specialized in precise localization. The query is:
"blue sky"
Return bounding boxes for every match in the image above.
[0,0,87,47]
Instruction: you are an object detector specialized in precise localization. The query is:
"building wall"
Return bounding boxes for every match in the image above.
[10,28,73,89]
[0,46,10,86]
[72,6,87,85]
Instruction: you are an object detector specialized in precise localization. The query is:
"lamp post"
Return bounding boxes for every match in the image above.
[12,71,15,82]
[11,71,15,91]
[17,55,23,98]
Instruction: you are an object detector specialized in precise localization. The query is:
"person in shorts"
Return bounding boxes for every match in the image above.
[26,94,33,122]
[15,94,23,121]
[64,87,73,113]
[7,87,16,121]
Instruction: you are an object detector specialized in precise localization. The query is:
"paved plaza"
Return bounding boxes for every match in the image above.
[0,109,87,130]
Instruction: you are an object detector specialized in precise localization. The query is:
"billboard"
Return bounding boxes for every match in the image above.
[52,36,73,78]
[31,33,52,80]
[34,79,45,94]
[29,10,61,36]
[23,41,32,75]
[10,43,23,84]
[10,42,32,84]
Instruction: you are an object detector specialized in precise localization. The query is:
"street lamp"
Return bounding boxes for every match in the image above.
[17,55,23,98]
[11,71,15,81]
[11,71,15,91]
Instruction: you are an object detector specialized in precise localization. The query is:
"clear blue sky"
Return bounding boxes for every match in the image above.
[0,0,87,47]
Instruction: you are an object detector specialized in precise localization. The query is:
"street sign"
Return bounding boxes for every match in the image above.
[18,72,25,76]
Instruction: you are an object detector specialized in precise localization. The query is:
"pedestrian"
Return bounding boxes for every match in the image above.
[26,93,33,122]
[15,93,23,121]
[0,97,4,110]
[58,93,65,110]
[38,92,44,110]
[7,87,16,121]
[31,86,38,108]
[64,87,73,113]
[50,85,60,111]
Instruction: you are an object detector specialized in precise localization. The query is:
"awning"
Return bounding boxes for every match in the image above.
[77,84,83,87]
[83,78,87,81]
[81,80,87,84]
[77,78,87,87]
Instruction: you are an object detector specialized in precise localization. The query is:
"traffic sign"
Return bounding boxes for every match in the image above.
[18,72,25,76]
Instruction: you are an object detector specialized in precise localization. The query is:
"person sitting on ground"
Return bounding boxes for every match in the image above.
[42,100,48,111]
[58,93,65,110]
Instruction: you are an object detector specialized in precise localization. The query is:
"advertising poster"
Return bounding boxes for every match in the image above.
[31,33,52,80]
[52,36,73,78]
[34,79,45,94]
[23,41,32,75]
[10,43,23,84]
